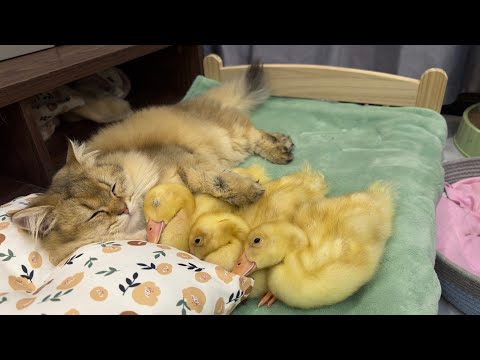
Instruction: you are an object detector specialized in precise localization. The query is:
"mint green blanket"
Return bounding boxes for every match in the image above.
[185,76,447,315]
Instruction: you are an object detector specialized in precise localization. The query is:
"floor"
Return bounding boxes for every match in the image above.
[437,114,465,315]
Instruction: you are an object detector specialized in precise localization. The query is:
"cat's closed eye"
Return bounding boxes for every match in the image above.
[111,183,118,197]
[89,210,107,221]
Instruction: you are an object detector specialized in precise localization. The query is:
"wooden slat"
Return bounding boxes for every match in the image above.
[0,45,170,108]
[220,63,420,107]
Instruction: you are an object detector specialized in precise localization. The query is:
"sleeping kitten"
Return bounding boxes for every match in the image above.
[12,62,295,265]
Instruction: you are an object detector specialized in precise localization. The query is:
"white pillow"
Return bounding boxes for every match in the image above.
[0,195,253,315]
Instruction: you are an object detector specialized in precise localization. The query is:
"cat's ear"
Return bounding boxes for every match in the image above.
[66,139,81,166]
[12,206,56,238]
[66,139,98,166]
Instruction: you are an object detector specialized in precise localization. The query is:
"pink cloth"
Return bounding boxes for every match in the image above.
[436,177,480,276]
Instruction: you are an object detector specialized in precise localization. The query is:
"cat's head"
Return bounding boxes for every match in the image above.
[12,140,155,262]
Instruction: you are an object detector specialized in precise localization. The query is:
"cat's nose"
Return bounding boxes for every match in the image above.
[118,203,129,215]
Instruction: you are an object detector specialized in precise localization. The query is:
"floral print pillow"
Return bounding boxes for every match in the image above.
[0,195,253,315]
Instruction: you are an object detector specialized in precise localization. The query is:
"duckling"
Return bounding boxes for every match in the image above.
[188,211,269,299]
[188,165,329,299]
[189,165,328,258]
[232,164,270,185]
[189,212,249,269]
[144,183,194,251]
[192,194,235,222]
[144,165,270,251]
[238,164,328,228]
[232,181,394,309]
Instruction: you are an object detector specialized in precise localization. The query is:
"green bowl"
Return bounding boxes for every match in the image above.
[454,103,480,157]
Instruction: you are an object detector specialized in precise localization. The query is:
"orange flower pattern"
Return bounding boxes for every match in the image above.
[90,287,108,301]
[16,297,36,310]
[28,251,42,269]
[214,297,225,315]
[156,263,173,275]
[128,241,146,247]
[132,282,161,306]
[65,308,80,315]
[8,276,36,292]
[239,276,253,292]
[102,246,121,253]
[181,287,206,314]
[156,244,171,250]
[120,311,138,315]
[195,272,212,283]
[57,272,84,290]
[215,266,234,284]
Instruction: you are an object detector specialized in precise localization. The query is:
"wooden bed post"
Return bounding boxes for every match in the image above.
[203,54,223,81]
[415,68,448,113]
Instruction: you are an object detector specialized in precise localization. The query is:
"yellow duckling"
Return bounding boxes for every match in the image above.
[188,211,269,299]
[189,212,249,269]
[144,183,194,251]
[189,165,328,259]
[237,164,328,228]
[144,165,269,251]
[188,165,328,299]
[233,181,394,309]
[231,164,270,185]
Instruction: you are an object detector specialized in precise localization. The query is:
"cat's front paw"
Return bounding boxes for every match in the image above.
[225,179,265,206]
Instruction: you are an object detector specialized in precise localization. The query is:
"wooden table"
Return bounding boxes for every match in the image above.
[0,45,203,195]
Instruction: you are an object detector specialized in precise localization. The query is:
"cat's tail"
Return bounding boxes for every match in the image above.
[201,60,270,113]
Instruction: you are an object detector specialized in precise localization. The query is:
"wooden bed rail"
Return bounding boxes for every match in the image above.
[203,54,448,113]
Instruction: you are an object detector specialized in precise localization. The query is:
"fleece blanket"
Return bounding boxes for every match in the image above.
[184,76,447,315]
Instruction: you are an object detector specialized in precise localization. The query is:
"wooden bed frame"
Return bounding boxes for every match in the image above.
[203,54,448,113]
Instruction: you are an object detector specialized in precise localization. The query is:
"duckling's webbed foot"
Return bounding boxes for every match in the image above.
[258,291,277,308]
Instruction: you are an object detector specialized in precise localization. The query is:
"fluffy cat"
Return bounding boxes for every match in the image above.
[12,62,295,265]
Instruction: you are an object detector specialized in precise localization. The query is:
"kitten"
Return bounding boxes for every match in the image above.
[12,63,295,265]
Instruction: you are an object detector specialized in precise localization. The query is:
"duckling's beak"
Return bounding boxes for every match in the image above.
[146,219,166,243]
[232,253,256,276]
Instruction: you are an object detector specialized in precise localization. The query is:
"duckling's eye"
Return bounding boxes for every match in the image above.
[252,237,262,246]
[193,237,203,246]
